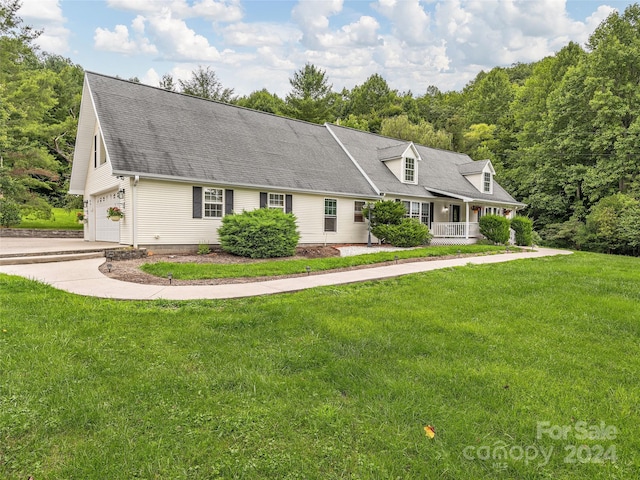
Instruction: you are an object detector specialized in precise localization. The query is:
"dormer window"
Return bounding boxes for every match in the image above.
[404,157,415,183]
[483,172,491,193]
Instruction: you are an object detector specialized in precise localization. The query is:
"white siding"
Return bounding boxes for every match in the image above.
[84,125,121,242]
[132,179,372,246]
[465,173,483,192]
[384,158,403,182]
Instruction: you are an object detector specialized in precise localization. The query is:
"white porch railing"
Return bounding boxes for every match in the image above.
[431,222,480,238]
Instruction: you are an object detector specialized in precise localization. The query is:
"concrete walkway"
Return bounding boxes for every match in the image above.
[0,247,572,300]
[0,237,117,256]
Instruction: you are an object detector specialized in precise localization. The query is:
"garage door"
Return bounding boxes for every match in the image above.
[95,191,120,243]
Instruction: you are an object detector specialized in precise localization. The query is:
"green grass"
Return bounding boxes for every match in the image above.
[1,252,639,479]
[17,208,83,230]
[141,244,514,279]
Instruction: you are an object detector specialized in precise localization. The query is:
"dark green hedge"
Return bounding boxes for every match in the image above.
[479,214,510,244]
[218,208,300,258]
[372,218,432,247]
[510,216,533,246]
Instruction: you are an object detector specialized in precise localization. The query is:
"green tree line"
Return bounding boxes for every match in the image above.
[2,0,638,254]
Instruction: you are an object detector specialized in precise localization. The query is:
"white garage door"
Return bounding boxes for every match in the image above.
[95,191,120,243]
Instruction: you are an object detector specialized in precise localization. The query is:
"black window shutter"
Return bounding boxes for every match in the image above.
[429,202,434,228]
[260,192,268,208]
[193,186,202,218]
[225,189,234,215]
[285,194,293,213]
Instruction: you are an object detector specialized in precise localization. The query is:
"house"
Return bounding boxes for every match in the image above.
[69,73,525,252]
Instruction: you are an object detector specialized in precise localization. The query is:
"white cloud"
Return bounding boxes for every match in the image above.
[222,22,301,47]
[145,7,222,61]
[373,0,432,45]
[86,0,626,98]
[18,0,70,54]
[291,0,344,48]
[430,0,615,71]
[141,67,161,87]
[107,0,242,22]
[94,23,158,55]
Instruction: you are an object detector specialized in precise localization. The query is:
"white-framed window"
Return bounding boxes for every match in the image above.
[324,198,337,232]
[404,157,415,183]
[268,193,285,211]
[402,201,430,225]
[204,188,223,218]
[354,201,365,222]
[93,134,107,168]
[483,172,491,193]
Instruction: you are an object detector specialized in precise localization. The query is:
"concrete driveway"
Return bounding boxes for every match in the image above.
[0,237,118,256]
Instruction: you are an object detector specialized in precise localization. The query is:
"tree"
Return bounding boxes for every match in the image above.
[159,73,177,91]
[235,89,285,115]
[179,65,235,102]
[583,193,640,255]
[380,115,452,149]
[0,2,84,216]
[285,63,336,124]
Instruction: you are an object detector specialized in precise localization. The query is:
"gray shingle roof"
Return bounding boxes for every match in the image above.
[328,124,522,205]
[377,143,411,161]
[86,72,379,198]
[83,72,522,206]
[458,159,489,175]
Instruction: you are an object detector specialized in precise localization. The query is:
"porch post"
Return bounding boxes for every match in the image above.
[465,202,469,240]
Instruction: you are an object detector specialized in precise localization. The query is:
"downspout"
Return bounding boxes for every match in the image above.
[133,175,139,248]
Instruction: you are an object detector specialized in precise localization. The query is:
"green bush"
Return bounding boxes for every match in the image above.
[218,208,300,258]
[362,200,406,226]
[0,199,22,228]
[510,216,533,246]
[372,218,432,247]
[479,214,510,244]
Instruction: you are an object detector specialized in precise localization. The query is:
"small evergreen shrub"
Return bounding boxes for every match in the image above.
[510,216,533,246]
[479,214,510,244]
[372,218,432,247]
[218,208,300,258]
[0,199,22,228]
[362,200,406,227]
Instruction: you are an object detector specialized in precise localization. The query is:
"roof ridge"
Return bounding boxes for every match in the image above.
[85,71,330,130]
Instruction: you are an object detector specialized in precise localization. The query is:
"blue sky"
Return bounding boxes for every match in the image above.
[19,0,636,97]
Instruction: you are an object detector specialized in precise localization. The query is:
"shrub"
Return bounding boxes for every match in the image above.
[510,216,533,246]
[0,199,22,228]
[362,200,406,227]
[479,214,510,244]
[218,208,300,258]
[372,218,432,247]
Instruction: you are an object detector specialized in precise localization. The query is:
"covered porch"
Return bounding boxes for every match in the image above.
[428,200,515,245]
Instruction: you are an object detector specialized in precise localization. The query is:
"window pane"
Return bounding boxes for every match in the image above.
[411,201,420,218]
[421,202,430,225]
[324,217,337,232]
[325,199,337,216]
[354,201,365,222]
[204,188,223,217]
[269,193,284,208]
[405,158,415,182]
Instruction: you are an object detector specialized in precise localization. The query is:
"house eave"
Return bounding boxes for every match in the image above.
[111,170,382,200]
[425,187,526,207]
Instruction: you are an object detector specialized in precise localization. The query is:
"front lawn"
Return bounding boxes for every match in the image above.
[1,252,638,479]
[17,207,83,230]
[141,244,514,279]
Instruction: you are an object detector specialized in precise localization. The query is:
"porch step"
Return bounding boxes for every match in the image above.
[0,251,105,266]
